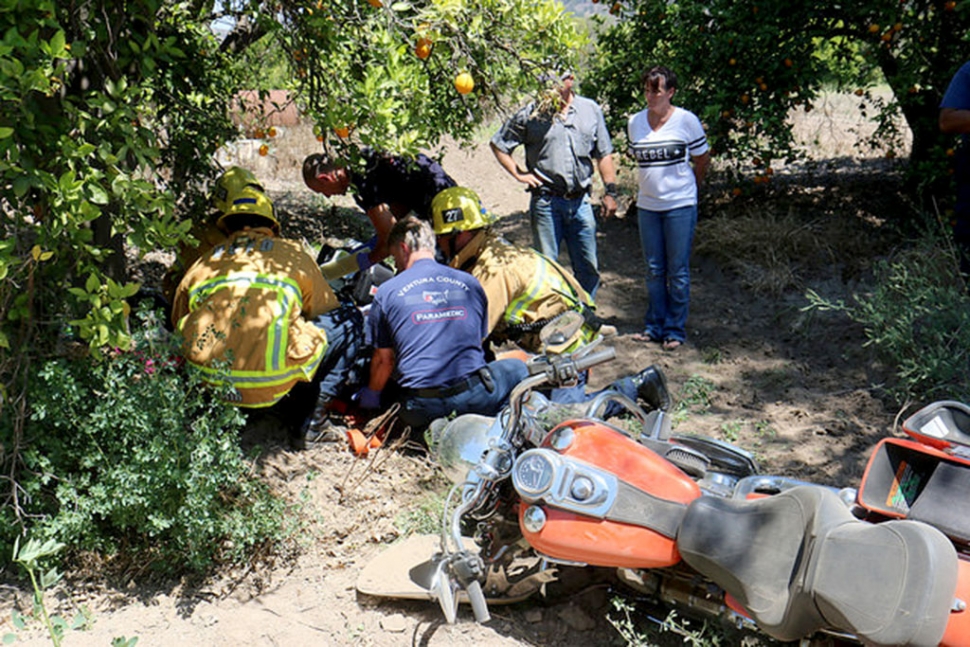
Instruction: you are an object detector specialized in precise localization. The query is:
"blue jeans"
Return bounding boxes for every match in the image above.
[530,193,600,298]
[638,205,697,343]
[400,358,529,430]
[547,371,639,420]
[274,304,366,436]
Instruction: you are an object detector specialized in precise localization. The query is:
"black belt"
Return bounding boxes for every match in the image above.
[405,368,491,399]
[533,186,588,200]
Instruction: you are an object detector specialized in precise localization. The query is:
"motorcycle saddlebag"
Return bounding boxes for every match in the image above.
[858,437,970,545]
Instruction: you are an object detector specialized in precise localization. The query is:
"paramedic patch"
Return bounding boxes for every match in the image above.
[412,307,468,324]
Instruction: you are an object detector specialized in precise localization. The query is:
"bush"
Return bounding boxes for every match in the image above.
[806,231,970,405]
[0,308,288,574]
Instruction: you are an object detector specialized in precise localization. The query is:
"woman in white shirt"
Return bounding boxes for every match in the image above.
[628,66,710,351]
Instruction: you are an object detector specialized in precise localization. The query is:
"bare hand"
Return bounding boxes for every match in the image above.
[601,194,618,219]
[517,172,544,189]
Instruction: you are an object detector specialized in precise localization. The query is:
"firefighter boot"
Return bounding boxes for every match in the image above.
[632,365,671,412]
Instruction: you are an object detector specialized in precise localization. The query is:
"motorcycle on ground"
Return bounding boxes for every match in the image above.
[356,337,970,647]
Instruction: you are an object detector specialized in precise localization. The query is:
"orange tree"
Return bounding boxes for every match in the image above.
[273,0,584,162]
[585,0,970,203]
[0,0,583,565]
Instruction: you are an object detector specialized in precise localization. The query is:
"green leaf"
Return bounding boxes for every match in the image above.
[12,175,31,198]
[11,611,25,630]
[85,273,99,293]
[87,184,109,205]
[3,632,17,643]
[49,30,66,58]
[0,127,12,139]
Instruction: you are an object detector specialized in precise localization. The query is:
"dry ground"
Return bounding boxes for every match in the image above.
[0,94,923,646]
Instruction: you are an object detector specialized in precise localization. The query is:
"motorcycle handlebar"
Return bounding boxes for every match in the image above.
[466,580,490,623]
[572,347,616,374]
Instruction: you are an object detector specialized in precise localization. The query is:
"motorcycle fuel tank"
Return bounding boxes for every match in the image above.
[515,420,701,569]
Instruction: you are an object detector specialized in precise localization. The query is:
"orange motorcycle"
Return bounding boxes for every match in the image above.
[358,343,970,646]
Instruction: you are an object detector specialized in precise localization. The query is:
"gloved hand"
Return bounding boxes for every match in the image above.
[355,251,374,272]
[355,386,382,410]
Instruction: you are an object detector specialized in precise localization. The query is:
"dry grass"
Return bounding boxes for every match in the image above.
[695,211,835,295]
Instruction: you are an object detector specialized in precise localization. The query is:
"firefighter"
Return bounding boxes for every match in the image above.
[432,186,613,355]
[431,186,669,411]
[171,185,364,445]
[162,166,265,306]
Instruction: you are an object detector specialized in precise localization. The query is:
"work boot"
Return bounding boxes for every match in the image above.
[299,404,346,448]
[632,365,671,412]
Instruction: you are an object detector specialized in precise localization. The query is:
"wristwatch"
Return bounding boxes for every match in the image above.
[604,182,618,199]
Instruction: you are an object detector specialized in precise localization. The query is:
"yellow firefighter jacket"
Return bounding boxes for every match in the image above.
[449,230,598,353]
[171,227,339,407]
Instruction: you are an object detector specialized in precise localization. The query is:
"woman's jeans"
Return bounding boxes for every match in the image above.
[530,193,600,299]
[637,205,697,343]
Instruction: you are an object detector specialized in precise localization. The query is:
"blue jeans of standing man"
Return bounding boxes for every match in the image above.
[638,205,697,344]
[400,358,529,431]
[530,193,600,299]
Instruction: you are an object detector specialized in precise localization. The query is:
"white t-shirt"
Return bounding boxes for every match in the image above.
[627,107,709,211]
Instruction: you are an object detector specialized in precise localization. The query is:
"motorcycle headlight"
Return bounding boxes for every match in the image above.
[431,414,504,485]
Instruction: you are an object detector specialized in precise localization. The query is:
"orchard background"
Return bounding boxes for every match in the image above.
[1,2,970,640]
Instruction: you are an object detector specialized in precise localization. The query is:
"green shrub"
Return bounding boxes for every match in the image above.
[0,308,288,573]
[806,233,970,404]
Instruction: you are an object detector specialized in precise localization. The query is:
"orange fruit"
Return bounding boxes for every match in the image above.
[334,126,350,138]
[728,58,737,66]
[854,88,864,96]
[267,126,277,138]
[254,128,265,139]
[740,93,750,104]
[316,135,324,142]
[868,24,880,34]
[944,0,956,10]
[454,71,474,95]
[784,58,793,68]
[258,144,269,156]
[368,0,382,6]
[415,38,432,60]
[947,148,956,157]
[731,187,742,197]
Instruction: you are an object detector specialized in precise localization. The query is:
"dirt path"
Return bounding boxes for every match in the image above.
[2,121,909,646]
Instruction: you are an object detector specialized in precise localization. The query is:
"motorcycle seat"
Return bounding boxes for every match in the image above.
[677,486,957,645]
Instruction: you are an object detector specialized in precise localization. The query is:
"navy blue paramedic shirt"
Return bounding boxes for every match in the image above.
[350,149,456,220]
[367,259,488,389]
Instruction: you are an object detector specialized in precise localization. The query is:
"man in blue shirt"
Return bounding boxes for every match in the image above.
[358,216,528,431]
[303,149,456,277]
[940,61,970,284]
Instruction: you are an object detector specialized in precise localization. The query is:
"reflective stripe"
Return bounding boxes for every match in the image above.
[187,272,305,373]
[504,254,583,326]
[195,343,325,385]
[505,257,550,324]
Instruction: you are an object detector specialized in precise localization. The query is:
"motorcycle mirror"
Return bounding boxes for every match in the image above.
[429,558,459,623]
